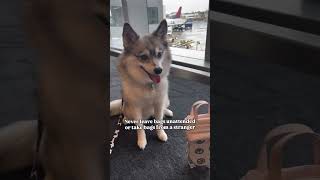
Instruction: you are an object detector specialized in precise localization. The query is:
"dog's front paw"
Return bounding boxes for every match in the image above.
[164,108,173,117]
[137,138,147,150]
[157,130,168,142]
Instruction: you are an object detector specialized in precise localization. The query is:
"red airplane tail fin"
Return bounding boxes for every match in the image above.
[175,6,182,18]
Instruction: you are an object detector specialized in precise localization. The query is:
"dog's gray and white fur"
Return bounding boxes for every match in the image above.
[110,20,173,150]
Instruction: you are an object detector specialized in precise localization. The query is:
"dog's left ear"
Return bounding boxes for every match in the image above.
[153,20,167,39]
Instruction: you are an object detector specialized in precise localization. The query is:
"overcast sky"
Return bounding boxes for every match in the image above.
[162,0,209,14]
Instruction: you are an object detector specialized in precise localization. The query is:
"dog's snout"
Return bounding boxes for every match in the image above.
[154,67,162,74]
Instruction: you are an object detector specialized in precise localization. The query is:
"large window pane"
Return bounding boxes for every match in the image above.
[110,6,123,27]
[110,0,210,66]
[110,0,124,49]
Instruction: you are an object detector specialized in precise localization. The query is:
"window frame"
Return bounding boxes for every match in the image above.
[211,0,320,75]
[110,0,211,72]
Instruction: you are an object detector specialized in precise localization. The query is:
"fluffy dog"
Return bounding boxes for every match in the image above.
[110,20,173,150]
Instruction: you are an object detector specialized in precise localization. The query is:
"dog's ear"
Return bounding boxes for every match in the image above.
[152,20,167,39]
[123,23,139,49]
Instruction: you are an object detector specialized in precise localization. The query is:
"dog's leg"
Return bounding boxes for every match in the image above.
[135,113,147,150]
[154,104,168,142]
[164,108,173,117]
[164,95,173,117]
[126,107,147,150]
[110,99,122,116]
[136,126,147,150]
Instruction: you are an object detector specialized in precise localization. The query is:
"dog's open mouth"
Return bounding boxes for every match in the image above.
[140,66,161,84]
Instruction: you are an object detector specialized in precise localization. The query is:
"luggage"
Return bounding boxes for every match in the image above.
[241,124,320,180]
[185,100,210,168]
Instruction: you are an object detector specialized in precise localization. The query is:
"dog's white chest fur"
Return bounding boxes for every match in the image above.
[122,78,168,120]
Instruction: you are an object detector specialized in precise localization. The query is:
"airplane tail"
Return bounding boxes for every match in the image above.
[0,120,37,173]
[175,6,182,18]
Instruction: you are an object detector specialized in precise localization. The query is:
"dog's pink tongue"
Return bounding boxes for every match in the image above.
[150,75,161,83]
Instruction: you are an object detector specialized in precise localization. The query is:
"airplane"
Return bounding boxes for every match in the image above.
[166,6,192,33]
[167,6,182,19]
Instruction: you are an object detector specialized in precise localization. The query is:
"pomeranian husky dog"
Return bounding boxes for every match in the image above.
[110,20,173,150]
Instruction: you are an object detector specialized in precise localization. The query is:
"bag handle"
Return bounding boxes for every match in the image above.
[190,100,210,120]
[256,124,314,172]
[268,132,320,180]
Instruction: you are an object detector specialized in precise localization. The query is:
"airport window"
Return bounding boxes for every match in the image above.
[110,0,125,49]
[110,0,210,68]
[110,6,124,27]
[147,7,159,24]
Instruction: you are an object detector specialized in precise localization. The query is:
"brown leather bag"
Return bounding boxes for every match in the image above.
[241,124,320,180]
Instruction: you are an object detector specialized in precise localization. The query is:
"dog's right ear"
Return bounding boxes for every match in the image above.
[123,23,139,49]
[153,20,167,39]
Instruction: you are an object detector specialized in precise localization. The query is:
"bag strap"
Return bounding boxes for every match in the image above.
[268,132,320,180]
[190,100,210,120]
[190,100,208,114]
[256,124,314,172]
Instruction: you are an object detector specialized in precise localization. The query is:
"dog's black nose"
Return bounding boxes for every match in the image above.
[154,67,162,74]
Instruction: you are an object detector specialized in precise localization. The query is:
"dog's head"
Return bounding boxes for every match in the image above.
[119,20,171,85]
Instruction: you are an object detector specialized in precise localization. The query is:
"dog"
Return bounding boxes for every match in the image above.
[110,20,173,150]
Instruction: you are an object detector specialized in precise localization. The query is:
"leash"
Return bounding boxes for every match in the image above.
[110,98,124,155]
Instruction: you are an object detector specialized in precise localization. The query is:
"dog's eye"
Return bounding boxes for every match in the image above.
[140,55,148,61]
[157,52,162,58]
